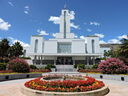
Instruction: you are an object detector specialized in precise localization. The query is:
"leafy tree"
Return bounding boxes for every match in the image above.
[8,42,23,57]
[104,50,119,58]
[119,38,128,58]
[0,39,10,57]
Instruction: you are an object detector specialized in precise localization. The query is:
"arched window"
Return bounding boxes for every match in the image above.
[34,39,38,53]
[92,39,95,53]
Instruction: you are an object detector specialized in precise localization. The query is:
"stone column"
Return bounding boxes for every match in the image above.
[86,56,89,66]
[34,55,37,65]
[54,57,56,65]
[93,56,95,65]
[41,55,43,65]
[73,60,75,65]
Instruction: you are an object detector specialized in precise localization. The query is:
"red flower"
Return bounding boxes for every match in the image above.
[24,76,105,92]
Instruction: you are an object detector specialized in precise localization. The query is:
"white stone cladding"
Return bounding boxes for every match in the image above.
[72,39,85,53]
[44,40,57,53]
[23,8,111,66]
[86,36,100,54]
[30,36,44,53]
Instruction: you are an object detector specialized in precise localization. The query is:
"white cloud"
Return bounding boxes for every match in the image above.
[25,6,29,9]
[37,29,49,35]
[108,39,121,44]
[70,22,79,29]
[90,21,100,26]
[118,35,128,39]
[94,33,104,38]
[8,37,29,47]
[86,28,92,32]
[48,10,79,29]
[80,36,87,43]
[74,35,78,38]
[0,18,11,31]
[99,40,106,44]
[8,1,14,7]
[69,11,75,20]
[24,5,29,14]
[48,16,60,24]
[24,11,28,14]
[52,33,57,37]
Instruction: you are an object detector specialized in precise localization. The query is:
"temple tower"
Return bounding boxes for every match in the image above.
[55,7,75,39]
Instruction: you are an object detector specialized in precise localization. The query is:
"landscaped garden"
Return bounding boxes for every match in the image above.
[24,76,105,92]
[76,38,128,75]
[0,39,51,75]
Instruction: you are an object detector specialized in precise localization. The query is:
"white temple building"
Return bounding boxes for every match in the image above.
[24,7,110,69]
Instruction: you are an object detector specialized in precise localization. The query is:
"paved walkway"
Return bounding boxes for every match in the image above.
[0,78,128,96]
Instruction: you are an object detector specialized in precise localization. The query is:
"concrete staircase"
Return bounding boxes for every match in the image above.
[56,65,76,72]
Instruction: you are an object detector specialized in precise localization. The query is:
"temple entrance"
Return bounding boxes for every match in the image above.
[56,57,73,65]
[56,57,74,72]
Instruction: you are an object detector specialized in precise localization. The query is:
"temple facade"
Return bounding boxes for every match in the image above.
[24,8,110,69]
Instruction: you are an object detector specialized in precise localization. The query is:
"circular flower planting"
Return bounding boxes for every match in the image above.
[24,75,105,92]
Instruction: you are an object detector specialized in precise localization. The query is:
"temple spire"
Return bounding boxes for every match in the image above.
[64,4,67,9]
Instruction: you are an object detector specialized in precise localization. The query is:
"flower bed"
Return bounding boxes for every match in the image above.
[25,76,105,92]
[30,69,51,73]
[78,69,101,73]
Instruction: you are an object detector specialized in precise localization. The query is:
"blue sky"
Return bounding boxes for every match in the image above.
[0,0,128,47]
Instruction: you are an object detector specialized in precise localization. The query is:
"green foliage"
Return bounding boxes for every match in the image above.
[104,50,119,58]
[77,64,85,69]
[30,65,37,69]
[0,39,10,57]
[8,58,30,73]
[92,64,98,69]
[8,42,23,57]
[119,38,128,58]
[0,57,10,63]
[0,63,7,70]
[0,38,24,58]
[45,64,56,70]
[74,64,77,68]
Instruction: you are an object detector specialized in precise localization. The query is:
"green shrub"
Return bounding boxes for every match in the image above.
[74,64,77,68]
[0,57,10,63]
[92,64,98,69]
[8,58,30,73]
[39,66,45,69]
[77,64,85,69]
[0,63,7,70]
[30,65,37,69]
[45,64,55,70]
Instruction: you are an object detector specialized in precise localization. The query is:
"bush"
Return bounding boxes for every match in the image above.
[8,58,30,73]
[0,57,10,63]
[0,63,7,70]
[92,64,98,69]
[0,70,13,73]
[98,58,128,74]
[30,65,37,69]
[78,69,100,73]
[74,64,77,68]
[77,64,85,70]
[45,64,55,70]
